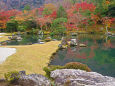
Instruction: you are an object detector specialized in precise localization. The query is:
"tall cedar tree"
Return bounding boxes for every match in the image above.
[57,6,67,18]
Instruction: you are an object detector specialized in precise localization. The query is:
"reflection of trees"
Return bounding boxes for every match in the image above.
[104,36,115,49]
[50,34,115,76]
[66,34,115,60]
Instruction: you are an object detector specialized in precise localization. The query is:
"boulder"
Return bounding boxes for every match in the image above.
[10,71,51,86]
[58,44,68,49]
[44,37,52,42]
[18,74,51,86]
[79,44,86,47]
[51,69,115,86]
[70,39,77,46]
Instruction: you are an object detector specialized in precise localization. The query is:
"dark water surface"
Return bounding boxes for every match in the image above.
[50,34,115,77]
[5,34,62,45]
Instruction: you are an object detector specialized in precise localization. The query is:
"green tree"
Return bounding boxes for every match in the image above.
[57,6,67,18]
[6,20,18,32]
[51,18,67,35]
[24,5,31,11]
[43,8,52,16]
[18,20,37,32]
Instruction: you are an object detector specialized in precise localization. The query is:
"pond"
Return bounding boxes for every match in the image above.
[50,34,115,77]
[1,34,62,45]
[1,33,115,77]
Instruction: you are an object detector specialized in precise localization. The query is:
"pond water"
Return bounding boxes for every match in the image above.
[50,34,115,77]
[2,34,62,45]
[1,34,115,77]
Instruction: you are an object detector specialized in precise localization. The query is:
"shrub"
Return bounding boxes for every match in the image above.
[4,71,20,84]
[43,62,91,79]
[64,62,91,72]
[6,20,18,32]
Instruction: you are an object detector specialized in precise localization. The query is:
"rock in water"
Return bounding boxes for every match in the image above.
[70,39,77,46]
[51,69,115,86]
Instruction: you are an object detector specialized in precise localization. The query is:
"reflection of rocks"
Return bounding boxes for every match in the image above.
[51,69,115,86]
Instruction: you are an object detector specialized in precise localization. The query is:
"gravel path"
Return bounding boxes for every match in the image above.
[0,36,3,38]
[0,48,16,64]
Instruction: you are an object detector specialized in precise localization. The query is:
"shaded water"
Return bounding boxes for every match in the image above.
[4,34,62,45]
[50,34,115,77]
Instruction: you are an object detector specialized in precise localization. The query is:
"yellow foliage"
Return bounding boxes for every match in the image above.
[0,21,6,29]
[44,3,56,12]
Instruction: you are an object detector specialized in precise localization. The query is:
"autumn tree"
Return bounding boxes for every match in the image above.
[44,3,56,12]
[0,9,22,29]
[37,17,52,31]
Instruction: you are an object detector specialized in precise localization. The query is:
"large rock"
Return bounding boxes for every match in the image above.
[70,39,77,46]
[16,71,51,86]
[51,69,115,86]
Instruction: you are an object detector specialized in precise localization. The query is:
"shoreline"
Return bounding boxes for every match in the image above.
[0,41,60,78]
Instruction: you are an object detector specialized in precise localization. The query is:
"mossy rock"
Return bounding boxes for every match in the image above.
[4,71,20,84]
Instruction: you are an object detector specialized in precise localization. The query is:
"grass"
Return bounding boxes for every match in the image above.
[0,41,60,78]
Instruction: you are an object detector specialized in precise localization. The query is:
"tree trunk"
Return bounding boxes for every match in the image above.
[106,26,108,34]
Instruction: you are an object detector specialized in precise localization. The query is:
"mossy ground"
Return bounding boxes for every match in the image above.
[0,41,60,78]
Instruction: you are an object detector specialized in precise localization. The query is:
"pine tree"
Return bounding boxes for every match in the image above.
[57,6,67,18]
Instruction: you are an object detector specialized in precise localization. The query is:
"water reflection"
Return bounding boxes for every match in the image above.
[50,34,115,77]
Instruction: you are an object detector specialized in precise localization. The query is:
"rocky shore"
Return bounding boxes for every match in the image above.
[1,69,115,86]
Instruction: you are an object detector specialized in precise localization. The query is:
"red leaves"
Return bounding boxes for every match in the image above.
[49,11,57,19]
[0,9,22,28]
[36,17,52,30]
[38,6,44,15]
[0,9,22,21]
[74,2,96,12]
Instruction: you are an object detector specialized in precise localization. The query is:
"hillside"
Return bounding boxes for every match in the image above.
[0,0,45,10]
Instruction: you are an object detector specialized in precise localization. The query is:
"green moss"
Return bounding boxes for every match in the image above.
[64,62,91,72]
[4,71,20,84]
[43,65,64,79]
[43,62,91,79]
